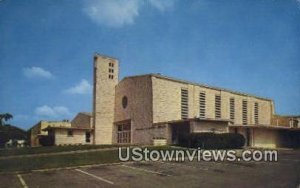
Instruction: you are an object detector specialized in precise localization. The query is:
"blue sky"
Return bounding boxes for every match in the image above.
[0,0,300,130]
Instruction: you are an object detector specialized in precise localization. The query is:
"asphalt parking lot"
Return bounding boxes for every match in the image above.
[1,150,299,188]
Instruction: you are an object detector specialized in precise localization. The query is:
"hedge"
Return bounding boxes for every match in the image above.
[188,133,245,149]
[39,136,54,146]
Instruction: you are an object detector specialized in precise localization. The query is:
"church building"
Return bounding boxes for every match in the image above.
[93,54,300,148]
[31,53,299,148]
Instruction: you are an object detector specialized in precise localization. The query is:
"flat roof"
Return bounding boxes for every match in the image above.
[40,120,70,123]
[122,73,272,101]
[273,114,300,118]
[229,124,300,131]
[43,126,93,131]
[153,118,232,126]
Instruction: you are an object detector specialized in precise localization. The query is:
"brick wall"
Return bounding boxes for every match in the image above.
[54,129,93,145]
[114,75,153,144]
[93,55,119,145]
[71,113,92,128]
[152,76,273,125]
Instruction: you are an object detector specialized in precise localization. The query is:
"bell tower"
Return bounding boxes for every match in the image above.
[93,54,119,145]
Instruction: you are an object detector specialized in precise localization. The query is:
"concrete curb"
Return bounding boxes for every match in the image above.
[0,161,133,175]
[0,147,121,160]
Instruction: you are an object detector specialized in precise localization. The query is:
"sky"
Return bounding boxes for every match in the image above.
[0,0,300,130]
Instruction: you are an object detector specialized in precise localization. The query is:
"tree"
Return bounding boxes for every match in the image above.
[0,124,27,147]
[0,113,13,126]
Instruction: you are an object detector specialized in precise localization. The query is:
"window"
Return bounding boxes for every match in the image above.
[290,119,299,128]
[85,132,91,143]
[122,96,128,109]
[181,88,188,119]
[117,123,131,143]
[242,100,248,125]
[215,95,221,119]
[230,98,235,121]
[67,130,73,137]
[108,62,114,79]
[108,75,114,79]
[254,102,259,124]
[109,68,114,73]
[199,92,206,118]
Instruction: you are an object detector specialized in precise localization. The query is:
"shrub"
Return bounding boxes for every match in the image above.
[0,125,27,147]
[39,136,54,146]
[189,133,245,149]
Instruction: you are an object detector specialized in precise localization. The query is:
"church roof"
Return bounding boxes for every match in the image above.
[122,73,272,101]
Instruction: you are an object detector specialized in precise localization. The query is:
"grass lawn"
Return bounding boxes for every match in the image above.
[0,145,120,157]
[0,149,120,173]
[0,146,174,173]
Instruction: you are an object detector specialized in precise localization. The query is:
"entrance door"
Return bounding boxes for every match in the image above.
[117,123,131,144]
[171,122,190,146]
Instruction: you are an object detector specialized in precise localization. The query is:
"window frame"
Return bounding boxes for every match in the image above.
[67,130,73,137]
[215,94,221,119]
[199,91,206,118]
[181,88,189,119]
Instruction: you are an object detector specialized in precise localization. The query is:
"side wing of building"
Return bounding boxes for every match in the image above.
[152,75,274,126]
[114,74,275,145]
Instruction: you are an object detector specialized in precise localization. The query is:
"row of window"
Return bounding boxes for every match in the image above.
[199,92,206,118]
[181,89,189,119]
[254,102,259,124]
[215,95,221,119]
[108,62,114,79]
[180,89,260,124]
[242,100,248,125]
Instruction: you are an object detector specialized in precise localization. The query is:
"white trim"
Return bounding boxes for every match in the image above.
[75,169,114,185]
[17,174,28,188]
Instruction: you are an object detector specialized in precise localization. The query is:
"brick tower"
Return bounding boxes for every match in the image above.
[93,54,119,145]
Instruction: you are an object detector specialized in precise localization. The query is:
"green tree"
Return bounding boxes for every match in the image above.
[0,113,13,126]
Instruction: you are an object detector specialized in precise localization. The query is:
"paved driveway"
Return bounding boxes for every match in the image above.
[1,150,299,188]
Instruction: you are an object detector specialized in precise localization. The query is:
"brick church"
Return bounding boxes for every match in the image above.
[30,53,300,148]
[93,54,299,148]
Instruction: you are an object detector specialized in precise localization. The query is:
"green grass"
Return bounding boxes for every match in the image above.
[0,145,119,157]
[0,149,120,173]
[0,146,174,173]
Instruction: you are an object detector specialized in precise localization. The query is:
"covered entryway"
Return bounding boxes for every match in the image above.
[229,125,300,148]
[116,121,131,144]
[171,122,190,146]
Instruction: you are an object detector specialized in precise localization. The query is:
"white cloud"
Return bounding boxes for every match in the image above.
[65,79,92,94]
[35,105,71,118]
[148,0,175,11]
[83,0,176,27]
[83,0,140,28]
[23,67,53,79]
[297,0,300,10]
